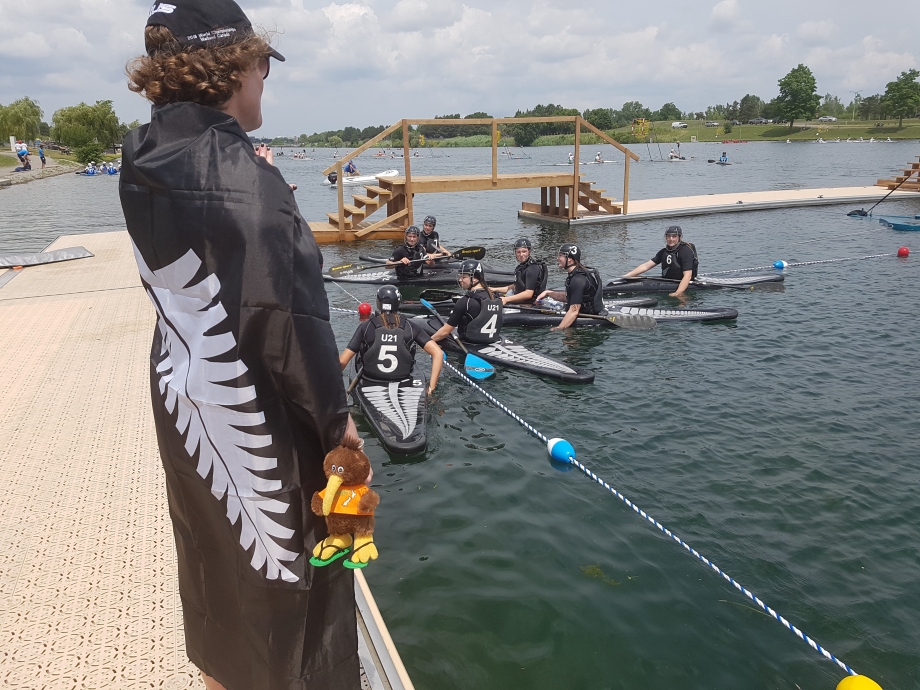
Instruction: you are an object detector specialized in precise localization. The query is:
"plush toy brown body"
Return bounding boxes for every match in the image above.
[310,436,380,569]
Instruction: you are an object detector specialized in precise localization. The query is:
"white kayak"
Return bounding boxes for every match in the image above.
[322,169,399,186]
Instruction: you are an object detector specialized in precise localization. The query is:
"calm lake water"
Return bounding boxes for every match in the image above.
[3,141,919,689]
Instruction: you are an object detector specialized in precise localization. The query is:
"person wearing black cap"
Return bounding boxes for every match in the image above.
[121,3,360,689]
[624,225,699,297]
[536,243,605,330]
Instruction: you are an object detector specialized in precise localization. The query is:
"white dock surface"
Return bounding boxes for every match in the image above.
[0,231,409,689]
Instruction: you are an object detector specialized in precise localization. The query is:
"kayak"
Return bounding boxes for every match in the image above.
[880,219,920,231]
[349,369,428,455]
[322,169,398,186]
[399,296,659,315]
[323,265,514,286]
[603,274,783,295]
[499,302,736,327]
[412,316,595,383]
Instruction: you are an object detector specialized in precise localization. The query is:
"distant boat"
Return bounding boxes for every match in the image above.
[322,169,399,186]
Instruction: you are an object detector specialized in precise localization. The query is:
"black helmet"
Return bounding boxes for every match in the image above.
[664,225,682,237]
[559,243,581,263]
[458,259,485,283]
[423,215,437,229]
[376,285,402,313]
[513,238,532,250]
[405,225,420,245]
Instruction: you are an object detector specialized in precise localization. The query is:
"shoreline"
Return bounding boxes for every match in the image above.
[0,155,82,187]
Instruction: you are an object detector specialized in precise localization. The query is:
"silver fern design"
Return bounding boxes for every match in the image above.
[361,381,423,439]
[132,242,298,582]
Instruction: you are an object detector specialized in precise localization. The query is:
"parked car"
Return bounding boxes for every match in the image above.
[730,120,741,126]
[748,118,769,125]
[704,121,720,127]
[817,116,838,122]
[671,121,689,129]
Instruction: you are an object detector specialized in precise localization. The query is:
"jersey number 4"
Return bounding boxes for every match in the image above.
[481,315,499,338]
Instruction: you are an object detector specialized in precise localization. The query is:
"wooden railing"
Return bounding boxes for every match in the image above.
[321,117,639,229]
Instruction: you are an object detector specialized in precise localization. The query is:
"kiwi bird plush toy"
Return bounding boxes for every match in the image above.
[310,436,380,569]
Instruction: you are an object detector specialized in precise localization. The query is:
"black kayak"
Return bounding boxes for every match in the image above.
[412,316,595,383]
[349,370,428,455]
[323,265,514,286]
[603,274,783,295]
[399,295,659,316]
[498,301,736,327]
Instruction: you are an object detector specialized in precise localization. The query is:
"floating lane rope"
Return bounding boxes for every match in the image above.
[330,306,879,686]
[702,249,908,275]
[438,356,871,683]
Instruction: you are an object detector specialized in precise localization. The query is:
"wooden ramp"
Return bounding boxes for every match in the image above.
[877,156,920,191]
[310,116,639,242]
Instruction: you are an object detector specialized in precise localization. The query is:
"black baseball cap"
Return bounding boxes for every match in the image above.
[146,0,285,61]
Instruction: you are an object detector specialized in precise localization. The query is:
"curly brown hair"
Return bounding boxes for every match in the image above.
[126,25,273,107]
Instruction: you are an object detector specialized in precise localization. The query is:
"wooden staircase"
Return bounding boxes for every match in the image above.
[520,175,622,220]
[876,156,920,191]
[326,178,410,235]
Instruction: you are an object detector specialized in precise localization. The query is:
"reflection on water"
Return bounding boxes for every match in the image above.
[3,143,920,689]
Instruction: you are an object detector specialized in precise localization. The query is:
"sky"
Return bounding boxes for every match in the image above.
[1,0,917,137]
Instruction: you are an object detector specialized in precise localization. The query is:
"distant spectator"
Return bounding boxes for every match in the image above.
[38,144,46,169]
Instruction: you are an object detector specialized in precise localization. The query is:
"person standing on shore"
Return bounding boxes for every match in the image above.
[122,1,361,688]
[38,144,46,169]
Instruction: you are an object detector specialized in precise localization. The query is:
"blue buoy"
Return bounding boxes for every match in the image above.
[773,260,788,269]
[547,438,575,463]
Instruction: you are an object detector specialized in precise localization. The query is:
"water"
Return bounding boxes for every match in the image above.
[3,142,920,689]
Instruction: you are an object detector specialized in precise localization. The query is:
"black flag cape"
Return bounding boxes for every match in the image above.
[120,103,359,689]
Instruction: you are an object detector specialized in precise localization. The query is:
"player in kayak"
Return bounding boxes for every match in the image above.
[536,243,605,330]
[622,225,698,297]
[492,238,548,306]
[429,260,504,345]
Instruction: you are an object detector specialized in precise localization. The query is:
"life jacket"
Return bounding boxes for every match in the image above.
[361,315,415,380]
[565,266,604,315]
[421,230,440,254]
[460,291,503,344]
[513,259,547,298]
[395,244,425,278]
[660,241,699,279]
[317,484,373,516]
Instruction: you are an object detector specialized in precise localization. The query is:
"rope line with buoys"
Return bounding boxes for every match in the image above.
[329,305,883,688]
[702,248,909,275]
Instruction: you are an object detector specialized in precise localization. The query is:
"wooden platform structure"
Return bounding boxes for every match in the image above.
[876,156,920,191]
[309,117,639,243]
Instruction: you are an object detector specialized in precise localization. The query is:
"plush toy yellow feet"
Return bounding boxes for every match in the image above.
[311,534,353,566]
[345,534,379,569]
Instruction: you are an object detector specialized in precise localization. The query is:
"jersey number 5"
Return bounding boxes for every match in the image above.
[378,345,399,373]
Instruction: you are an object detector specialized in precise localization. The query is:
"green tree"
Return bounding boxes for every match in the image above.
[883,69,920,128]
[327,135,343,148]
[738,94,764,121]
[858,94,884,120]
[651,102,682,121]
[818,94,845,118]
[775,64,821,130]
[620,100,651,121]
[52,100,121,148]
[583,108,613,130]
[0,97,44,141]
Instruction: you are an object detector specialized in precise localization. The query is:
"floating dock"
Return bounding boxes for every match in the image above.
[0,231,413,690]
[519,185,919,225]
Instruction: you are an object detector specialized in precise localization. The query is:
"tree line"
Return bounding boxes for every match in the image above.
[1,97,140,163]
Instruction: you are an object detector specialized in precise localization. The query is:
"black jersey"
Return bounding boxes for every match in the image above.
[653,242,698,279]
[513,260,547,300]
[565,267,604,315]
[420,229,441,255]
[347,315,431,380]
[389,244,425,278]
[446,291,503,343]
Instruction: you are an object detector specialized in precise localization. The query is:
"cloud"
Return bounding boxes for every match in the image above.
[710,0,740,27]
[796,20,838,45]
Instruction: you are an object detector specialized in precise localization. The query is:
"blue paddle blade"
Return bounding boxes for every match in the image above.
[464,353,495,379]
[420,298,434,310]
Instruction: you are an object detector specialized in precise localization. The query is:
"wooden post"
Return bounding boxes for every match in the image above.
[622,155,631,215]
[573,117,582,219]
[336,160,346,241]
[402,119,413,227]
[491,120,498,187]
[541,186,548,213]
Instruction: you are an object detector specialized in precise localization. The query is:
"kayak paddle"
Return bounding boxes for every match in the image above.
[419,288,461,302]
[346,366,364,394]
[517,304,657,330]
[358,246,486,264]
[420,298,495,380]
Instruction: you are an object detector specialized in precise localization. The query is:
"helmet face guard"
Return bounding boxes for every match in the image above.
[457,259,484,286]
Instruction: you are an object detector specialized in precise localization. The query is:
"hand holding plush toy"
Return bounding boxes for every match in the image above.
[310,436,380,569]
